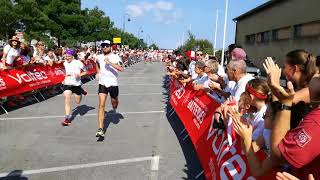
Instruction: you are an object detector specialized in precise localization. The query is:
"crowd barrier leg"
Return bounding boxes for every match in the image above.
[195,170,204,179]
[39,91,46,101]
[1,105,8,115]
[182,134,189,141]
[168,109,176,118]
[179,128,186,135]
[32,94,40,103]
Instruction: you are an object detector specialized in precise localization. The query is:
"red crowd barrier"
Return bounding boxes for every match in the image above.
[169,78,274,180]
[0,61,97,98]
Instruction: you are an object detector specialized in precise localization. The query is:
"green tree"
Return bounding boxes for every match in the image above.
[4,0,147,49]
[149,43,159,50]
[178,31,214,55]
[0,0,19,39]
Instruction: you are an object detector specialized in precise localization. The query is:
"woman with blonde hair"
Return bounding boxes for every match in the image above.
[32,41,46,64]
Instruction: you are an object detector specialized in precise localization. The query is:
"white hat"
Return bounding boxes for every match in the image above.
[31,39,38,46]
[101,40,111,46]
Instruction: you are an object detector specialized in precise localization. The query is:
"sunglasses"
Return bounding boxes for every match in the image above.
[196,54,203,56]
[101,45,111,48]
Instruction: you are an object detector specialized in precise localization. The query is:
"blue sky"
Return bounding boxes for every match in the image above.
[82,0,267,49]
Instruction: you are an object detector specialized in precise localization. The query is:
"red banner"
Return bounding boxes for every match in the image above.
[169,78,274,180]
[0,61,96,98]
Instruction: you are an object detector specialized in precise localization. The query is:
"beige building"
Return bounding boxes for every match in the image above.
[233,0,320,68]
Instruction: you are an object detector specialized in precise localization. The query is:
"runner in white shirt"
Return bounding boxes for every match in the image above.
[61,49,87,126]
[95,40,124,138]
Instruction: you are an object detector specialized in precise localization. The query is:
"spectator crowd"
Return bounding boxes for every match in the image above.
[166,44,320,180]
[0,35,167,108]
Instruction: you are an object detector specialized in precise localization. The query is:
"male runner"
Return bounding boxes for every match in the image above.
[61,49,87,126]
[95,40,124,138]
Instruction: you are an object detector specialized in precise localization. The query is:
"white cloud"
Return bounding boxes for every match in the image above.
[127,4,144,17]
[126,1,182,24]
[154,1,174,11]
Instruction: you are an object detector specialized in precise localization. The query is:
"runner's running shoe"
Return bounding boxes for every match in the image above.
[96,128,105,137]
[61,119,71,126]
[82,89,87,96]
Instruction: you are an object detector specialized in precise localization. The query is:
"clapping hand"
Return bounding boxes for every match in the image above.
[263,57,295,103]
[276,172,314,180]
[230,108,253,141]
[220,96,238,124]
[263,57,282,89]
[209,81,221,90]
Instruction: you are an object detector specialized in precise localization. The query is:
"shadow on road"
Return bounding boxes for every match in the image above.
[162,75,205,180]
[70,104,95,121]
[96,110,124,142]
[104,110,124,130]
[0,77,95,115]
[0,170,28,180]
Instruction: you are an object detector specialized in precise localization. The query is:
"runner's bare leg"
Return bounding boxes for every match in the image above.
[98,93,107,129]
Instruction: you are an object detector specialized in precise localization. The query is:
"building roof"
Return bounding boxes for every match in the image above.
[233,0,287,21]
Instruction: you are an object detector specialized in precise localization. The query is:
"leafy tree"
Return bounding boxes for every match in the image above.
[0,0,20,39]
[178,31,214,55]
[149,43,159,50]
[2,0,147,49]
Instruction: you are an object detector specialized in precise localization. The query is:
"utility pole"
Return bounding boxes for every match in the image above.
[220,0,228,66]
[213,9,219,56]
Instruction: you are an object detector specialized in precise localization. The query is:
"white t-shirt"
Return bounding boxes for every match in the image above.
[244,105,267,141]
[217,65,227,78]
[231,74,254,102]
[96,53,122,88]
[188,61,198,79]
[45,54,58,62]
[194,73,209,85]
[79,51,87,60]
[63,60,86,86]
[3,45,20,65]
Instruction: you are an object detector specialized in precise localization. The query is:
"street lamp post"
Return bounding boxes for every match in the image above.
[138,27,143,48]
[122,13,131,45]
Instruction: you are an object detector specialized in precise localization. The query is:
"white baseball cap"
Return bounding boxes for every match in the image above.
[101,40,111,47]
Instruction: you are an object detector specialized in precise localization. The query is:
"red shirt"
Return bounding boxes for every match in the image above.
[279,107,320,179]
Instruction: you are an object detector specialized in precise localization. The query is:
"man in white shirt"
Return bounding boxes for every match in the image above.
[188,50,203,80]
[226,60,254,102]
[61,49,87,126]
[95,40,124,138]
[192,61,209,87]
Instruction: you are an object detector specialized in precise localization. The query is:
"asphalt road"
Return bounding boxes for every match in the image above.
[0,62,204,180]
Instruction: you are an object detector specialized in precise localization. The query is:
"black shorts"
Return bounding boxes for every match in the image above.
[63,85,82,96]
[98,84,119,99]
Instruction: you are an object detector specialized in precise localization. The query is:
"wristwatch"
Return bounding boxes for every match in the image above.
[279,103,292,111]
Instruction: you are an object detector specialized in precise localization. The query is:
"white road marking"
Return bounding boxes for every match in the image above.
[151,156,160,171]
[0,155,160,177]
[56,93,163,97]
[0,110,165,121]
